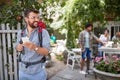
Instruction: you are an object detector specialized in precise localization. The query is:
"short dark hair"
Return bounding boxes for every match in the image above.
[85,23,93,29]
[24,9,39,17]
[104,29,109,33]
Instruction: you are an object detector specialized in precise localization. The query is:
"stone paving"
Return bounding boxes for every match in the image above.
[49,66,99,80]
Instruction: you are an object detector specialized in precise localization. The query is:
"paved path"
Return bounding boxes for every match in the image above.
[49,66,99,80]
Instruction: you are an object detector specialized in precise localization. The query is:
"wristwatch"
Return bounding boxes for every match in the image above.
[34,47,39,51]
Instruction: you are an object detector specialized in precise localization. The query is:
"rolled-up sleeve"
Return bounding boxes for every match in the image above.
[78,32,82,44]
[42,29,50,51]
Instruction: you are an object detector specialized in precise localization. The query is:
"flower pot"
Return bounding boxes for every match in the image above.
[93,68,120,80]
[112,43,118,48]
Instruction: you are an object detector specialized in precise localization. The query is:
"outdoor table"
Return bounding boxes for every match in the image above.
[72,48,81,53]
[71,48,82,58]
[98,46,120,57]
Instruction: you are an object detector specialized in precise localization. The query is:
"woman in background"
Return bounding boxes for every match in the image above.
[98,29,110,57]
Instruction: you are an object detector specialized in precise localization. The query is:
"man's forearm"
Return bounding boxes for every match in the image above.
[96,38,101,42]
[96,38,105,45]
[23,42,49,55]
[35,46,49,55]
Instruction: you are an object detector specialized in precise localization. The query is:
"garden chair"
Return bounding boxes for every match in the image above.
[66,50,81,70]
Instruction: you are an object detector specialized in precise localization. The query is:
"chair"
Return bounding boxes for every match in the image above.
[66,50,81,70]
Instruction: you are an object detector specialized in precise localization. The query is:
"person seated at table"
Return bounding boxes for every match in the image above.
[78,23,104,74]
[112,32,120,40]
[98,29,110,57]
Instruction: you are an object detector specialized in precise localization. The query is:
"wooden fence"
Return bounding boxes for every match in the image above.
[0,23,21,80]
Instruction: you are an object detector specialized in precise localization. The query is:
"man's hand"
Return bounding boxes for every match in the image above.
[16,44,24,52]
[79,44,85,52]
[23,42,49,55]
[23,42,36,50]
[103,42,107,46]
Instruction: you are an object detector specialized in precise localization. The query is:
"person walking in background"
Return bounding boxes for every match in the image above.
[16,9,50,80]
[78,23,104,74]
[98,29,110,57]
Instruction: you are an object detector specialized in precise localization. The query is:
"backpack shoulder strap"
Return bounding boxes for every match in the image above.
[38,27,46,62]
[38,27,43,47]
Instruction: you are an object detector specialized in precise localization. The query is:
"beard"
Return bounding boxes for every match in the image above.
[28,21,38,29]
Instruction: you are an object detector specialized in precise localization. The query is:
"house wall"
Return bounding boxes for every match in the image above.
[105,21,120,40]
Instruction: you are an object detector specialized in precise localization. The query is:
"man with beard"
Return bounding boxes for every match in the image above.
[16,9,50,80]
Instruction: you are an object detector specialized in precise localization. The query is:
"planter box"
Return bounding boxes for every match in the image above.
[93,68,120,80]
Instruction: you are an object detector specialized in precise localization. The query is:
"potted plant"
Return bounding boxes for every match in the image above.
[93,55,120,80]
[112,39,118,48]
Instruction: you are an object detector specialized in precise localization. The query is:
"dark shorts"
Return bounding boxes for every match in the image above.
[82,48,91,60]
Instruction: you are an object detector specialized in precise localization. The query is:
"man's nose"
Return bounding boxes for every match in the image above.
[35,18,39,21]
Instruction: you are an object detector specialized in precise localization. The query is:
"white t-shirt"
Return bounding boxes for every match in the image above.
[85,31,89,48]
[99,34,109,42]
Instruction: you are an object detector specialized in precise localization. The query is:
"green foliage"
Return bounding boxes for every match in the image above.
[105,0,120,15]
[0,0,42,27]
[104,0,120,21]
[66,26,76,49]
[112,39,119,44]
[48,0,106,48]
[56,55,64,61]
[51,0,120,48]
[0,0,120,49]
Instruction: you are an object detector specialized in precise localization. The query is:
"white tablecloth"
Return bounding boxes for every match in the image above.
[72,48,81,53]
[99,46,120,54]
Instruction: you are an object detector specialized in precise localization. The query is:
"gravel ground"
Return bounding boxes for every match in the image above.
[46,58,66,80]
